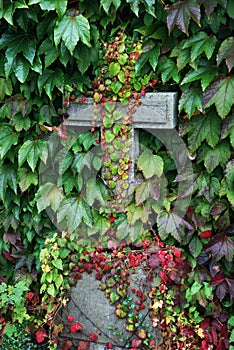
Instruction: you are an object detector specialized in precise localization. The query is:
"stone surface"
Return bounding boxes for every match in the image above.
[56,269,162,349]
[65,92,177,129]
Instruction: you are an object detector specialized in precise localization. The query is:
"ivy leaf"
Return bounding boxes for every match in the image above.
[189,235,203,258]
[179,88,203,116]
[203,75,234,118]
[204,141,231,173]
[167,0,201,36]
[149,44,160,70]
[36,183,63,213]
[217,37,234,73]
[100,0,121,13]
[182,111,221,152]
[54,14,90,53]
[18,168,38,192]
[127,202,151,225]
[0,124,19,158]
[181,65,218,91]
[182,31,216,61]
[13,56,30,83]
[18,139,48,171]
[0,30,36,67]
[37,68,64,99]
[157,211,184,242]
[39,38,59,68]
[135,181,150,205]
[170,41,191,71]
[58,197,92,232]
[0,164,17,201]
[74,46,98,74]
[137,149,163,179]
[38,0,67,17]
[0,78,12,100]
[126,0,140,16]
[225,160,234,189]
[144,0,156,16]
[158,57,180,83]
[202,0,227,19]
[205,233,234,262]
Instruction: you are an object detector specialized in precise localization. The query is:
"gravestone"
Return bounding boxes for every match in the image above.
[57,268,163,349]
[56,92,178,348]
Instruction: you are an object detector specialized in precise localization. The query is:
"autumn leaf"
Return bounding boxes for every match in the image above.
[203,75,234,118]
[167,0,201,35]
[217,37,234,73]
[205,233,234,262]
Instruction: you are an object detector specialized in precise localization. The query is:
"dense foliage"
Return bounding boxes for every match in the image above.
[0,0,233,349]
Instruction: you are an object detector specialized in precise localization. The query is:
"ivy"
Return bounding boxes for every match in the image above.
[0,0,233,348]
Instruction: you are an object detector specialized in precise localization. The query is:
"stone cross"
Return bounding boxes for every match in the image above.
[65,92,177,203]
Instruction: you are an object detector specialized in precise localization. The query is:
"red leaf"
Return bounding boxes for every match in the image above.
[217,339,226,350]
[36,330,47,343]
[62,339,73,350]
[67,315,74,322]
[70,322,82,333]
[78,340,90,350]
[199,230,212,239]
[89,333,98,341]
[148,255,161,268]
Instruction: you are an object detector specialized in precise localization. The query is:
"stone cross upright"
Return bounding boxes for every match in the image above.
[65,92,177,207]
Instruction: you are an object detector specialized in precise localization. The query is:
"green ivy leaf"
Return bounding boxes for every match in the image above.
[74,46,98,74]
[189,235,203,258]
[18,168,38,192]
[158,57,180,83]
[0,164,17,200]
[38,0,67,17]
[137,149,163,179]
[38,68,64,99]
[170,41,191,71]
[52,258,63,270]
[0,30,36,66]
[39,38,59,68]
[100,0,121,13]
[167,0,201,35]
[216,37,234,73]
[135,181,150,205]
[149,44,160,70]
[13,56,30,83]
[36,182,63,213]
[225,160,234,189]
[127,202,151,225]
[126,0,140,16]
[182,111,221,152]
[54,14,90,53]
[0,78,12,100]
[181,65,218,91]
[58,197,92,232]
[182,31,216,61]
[204,141,231,173]
[0,124,19,158]
[203,75,234,118]
[18,139,48,171]
[179,88,203,116]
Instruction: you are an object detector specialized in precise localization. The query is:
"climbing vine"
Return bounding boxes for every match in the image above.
[0,0,233,349]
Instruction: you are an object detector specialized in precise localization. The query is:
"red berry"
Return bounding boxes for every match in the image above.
[109,216,115,223]
[107,342,113,349]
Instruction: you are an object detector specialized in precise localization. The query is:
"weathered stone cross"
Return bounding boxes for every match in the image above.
[65,92,177,202]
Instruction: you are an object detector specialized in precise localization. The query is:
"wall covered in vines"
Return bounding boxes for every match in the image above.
[0,0,233,349]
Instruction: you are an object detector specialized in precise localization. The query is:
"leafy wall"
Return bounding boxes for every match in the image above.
[0,0,233,349]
